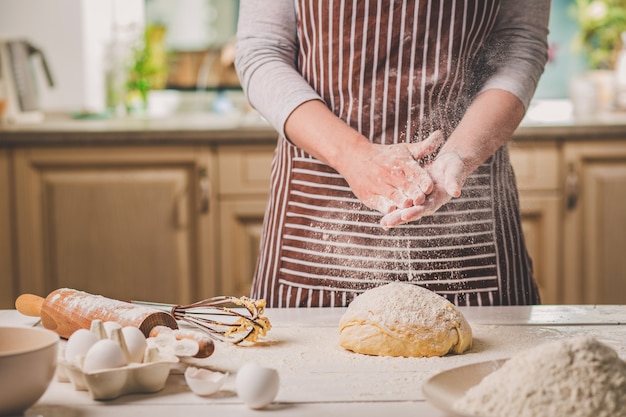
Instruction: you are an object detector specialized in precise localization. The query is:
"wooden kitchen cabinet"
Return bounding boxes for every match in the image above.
[0,149,14,309]
[11,146,217,305]
[562,141,626,304]
[509,141,562,304]
[218,198,267,297]
[217,146,273,297]
[3,116,626,309]
[518,195,562,304]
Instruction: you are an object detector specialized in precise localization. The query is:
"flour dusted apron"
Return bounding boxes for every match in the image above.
[251,0,539,307]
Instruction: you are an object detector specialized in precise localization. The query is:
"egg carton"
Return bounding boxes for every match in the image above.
[57,320,183,400]
[60,356,177,400]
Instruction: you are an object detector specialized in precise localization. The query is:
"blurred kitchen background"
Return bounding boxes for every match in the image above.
[0,0,624,119]
[1,0,626,309]
[0,0,240,118]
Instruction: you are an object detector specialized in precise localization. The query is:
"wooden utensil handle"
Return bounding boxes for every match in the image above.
[15,293,44,317]
[16,289,178,339]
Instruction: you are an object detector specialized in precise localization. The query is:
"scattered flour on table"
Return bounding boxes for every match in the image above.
[454,336,626,417]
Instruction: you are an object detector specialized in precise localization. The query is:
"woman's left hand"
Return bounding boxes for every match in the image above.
[379,151,469,228]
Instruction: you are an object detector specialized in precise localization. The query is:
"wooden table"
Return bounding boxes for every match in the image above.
[2,305,625,417]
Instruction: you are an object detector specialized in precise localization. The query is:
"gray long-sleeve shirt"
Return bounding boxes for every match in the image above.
[235,0,550,138]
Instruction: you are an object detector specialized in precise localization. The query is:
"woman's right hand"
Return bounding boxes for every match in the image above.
[337,131,445,214]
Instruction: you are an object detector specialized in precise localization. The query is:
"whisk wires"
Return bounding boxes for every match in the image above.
[169,296,272,344]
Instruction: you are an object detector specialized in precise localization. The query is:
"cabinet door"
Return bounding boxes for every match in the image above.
[218,199,267,297]
[563,142,626,304]
[519,194,561,304]
[13,146,216,304]
[510,141,562,304]
[0,148,14,309]
[217,145,273,297]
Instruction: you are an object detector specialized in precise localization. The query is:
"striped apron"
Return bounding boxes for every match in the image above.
[251,0,540,307]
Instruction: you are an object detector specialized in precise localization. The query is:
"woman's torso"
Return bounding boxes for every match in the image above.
[251,0,539,308]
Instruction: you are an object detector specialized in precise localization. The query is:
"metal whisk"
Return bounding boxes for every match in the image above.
[169,296,271,344]
[132,296,271,344]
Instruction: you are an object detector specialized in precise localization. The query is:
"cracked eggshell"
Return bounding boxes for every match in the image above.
[173,338,199,357]
[184,367,228,396]
[147,332,199,358]
[236,363,280,409]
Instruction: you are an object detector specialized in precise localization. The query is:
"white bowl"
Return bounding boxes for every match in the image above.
[147,90,181,118]
[0,326,59,416]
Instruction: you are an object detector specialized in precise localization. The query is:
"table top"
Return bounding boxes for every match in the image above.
[2,305,626,417]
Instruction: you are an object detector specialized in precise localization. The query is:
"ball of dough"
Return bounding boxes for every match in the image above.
[339,282,473,357]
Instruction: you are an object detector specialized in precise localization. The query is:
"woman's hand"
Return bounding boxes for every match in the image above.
[284,101,446,214]
[379,90,527,228]
[379,150,469,228]
[338,131,445,214]
[283,90,524,224]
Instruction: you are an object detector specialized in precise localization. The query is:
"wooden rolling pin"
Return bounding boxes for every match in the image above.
[15,288,179,339]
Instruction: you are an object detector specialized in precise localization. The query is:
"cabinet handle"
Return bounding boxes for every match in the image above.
[566,162,579,210]
[198,166,210,214]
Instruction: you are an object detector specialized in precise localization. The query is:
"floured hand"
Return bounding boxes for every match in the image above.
[340,130,445,214]
[379,151,468,228]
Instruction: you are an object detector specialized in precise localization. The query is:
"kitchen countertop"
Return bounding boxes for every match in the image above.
[0,110,279,146]
[2,305,625,417]
[2,99,626,146]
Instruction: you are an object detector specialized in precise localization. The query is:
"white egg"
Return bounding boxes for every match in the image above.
[121,326,147,363]
[64,329,99,364]
[235,363,280,409]
[83,339,127,372]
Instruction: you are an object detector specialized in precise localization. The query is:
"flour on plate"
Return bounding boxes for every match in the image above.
[454,336,626,417]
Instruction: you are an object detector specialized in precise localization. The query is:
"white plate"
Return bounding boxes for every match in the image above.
[422,359,508,417]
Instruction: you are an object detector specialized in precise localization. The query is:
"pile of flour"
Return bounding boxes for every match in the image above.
[454,336,626,417]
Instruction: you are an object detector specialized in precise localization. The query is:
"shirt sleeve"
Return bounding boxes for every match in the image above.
[235,0,322,138]
[478,0,551,110]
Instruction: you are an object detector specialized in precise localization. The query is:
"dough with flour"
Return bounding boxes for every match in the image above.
[339,282,472,357]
